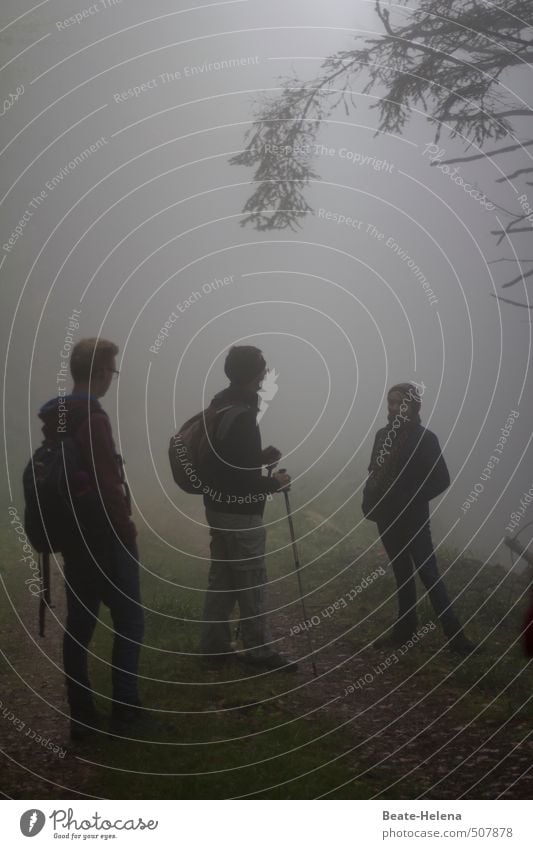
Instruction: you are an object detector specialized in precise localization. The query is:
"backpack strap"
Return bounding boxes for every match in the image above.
[63,400,100,438]
[114,452,131,512]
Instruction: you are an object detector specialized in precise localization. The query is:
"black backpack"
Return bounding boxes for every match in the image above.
[23,404,112,634]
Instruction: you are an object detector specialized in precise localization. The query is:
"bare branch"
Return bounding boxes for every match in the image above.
[440,138,533,165]
[491,293,533,309]
[490,258,533,263]
[496,166,533,182]
[502,268,533,287]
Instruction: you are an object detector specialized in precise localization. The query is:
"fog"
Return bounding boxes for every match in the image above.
[2,0,532,565]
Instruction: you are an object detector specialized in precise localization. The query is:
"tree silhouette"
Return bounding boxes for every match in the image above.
[230,0,533,305]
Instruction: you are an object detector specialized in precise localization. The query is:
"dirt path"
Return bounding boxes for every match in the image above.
[1,577,99,799]
[270,597,533,799]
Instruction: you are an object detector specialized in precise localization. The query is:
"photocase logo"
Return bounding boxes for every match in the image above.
[20,809,46,837]
[257,368,279,423]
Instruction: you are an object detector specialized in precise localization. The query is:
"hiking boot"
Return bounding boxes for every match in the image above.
[69,707,105,742]
[447,632,477,657]
[109,704,175,737]
[237,652,298,673]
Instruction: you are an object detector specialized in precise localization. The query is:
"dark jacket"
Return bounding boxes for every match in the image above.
[524,594,533,657]
[202,385,281,515]
[39,395,136,548]
[362,424,450,527]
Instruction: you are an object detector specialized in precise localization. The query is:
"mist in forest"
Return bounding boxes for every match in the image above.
[2,0,532,566]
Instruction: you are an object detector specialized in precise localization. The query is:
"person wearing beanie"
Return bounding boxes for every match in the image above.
[200,345,297,671]
[362,383,475,656]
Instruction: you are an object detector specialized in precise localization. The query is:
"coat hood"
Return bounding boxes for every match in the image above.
[38,394,102,440]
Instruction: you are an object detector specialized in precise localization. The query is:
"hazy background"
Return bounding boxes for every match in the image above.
[2,0,532,566]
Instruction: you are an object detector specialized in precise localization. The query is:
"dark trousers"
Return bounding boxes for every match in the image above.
[377,517,461,637]
[62,539,144,713]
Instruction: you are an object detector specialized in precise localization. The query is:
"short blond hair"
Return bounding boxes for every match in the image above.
[70,337,119,381]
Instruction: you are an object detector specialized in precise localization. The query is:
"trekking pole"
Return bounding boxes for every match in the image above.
[278,469,318,677]
[39,552,51,637]
[504,534,533,567]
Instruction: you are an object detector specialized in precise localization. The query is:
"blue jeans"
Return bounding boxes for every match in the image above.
[62,539,144,712]
[377,516,461,637]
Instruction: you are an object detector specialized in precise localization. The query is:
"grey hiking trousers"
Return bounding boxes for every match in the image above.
[200,509,275,658]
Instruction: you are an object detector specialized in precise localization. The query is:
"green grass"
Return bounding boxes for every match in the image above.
[1,493,532,799]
